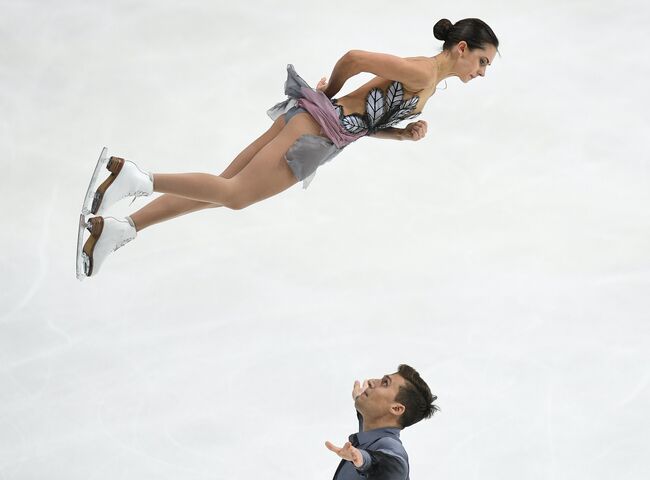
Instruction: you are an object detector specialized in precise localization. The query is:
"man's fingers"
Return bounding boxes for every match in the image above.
[353,379,370,399]
[353,379,369,399]
[352,380,360,398]
[325,441,341,453]
[340,442,352,455]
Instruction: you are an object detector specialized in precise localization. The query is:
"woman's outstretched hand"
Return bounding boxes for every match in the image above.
[403,120,428,141]
[316,77,328,93]
[325,441,364,468]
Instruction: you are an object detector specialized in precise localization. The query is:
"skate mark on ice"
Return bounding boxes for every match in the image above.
[545,379,557,479]
[0,420,29,477]
[0,187,54,325]
[617,372,650,408]
[94,353,208,475]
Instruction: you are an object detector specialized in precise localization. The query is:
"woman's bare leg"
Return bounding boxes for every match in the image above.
[128,195,218,231]
[152,113,321,209]
[130,114,287,230]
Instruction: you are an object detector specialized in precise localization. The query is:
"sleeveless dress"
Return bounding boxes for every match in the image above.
[267,64,421,188]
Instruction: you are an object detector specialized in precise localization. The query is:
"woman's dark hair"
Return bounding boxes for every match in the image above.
[394,364,440,428]
[433,18,499,51]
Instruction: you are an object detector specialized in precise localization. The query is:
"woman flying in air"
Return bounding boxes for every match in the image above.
[76,17,499,279]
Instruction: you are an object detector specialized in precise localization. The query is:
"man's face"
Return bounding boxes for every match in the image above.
[355,373,407,420]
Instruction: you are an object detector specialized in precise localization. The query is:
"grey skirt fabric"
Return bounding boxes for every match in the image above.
[283,104,307,124]
[284,127,342,187]
[267,67,346,188]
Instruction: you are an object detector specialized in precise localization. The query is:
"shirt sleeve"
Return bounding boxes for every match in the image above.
[354,449,408,480]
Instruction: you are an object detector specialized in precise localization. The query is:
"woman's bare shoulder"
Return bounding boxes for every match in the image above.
[347,50,435,91]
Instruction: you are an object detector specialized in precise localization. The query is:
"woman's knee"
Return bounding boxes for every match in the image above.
[225,196,253,210]
[220,181,252,210]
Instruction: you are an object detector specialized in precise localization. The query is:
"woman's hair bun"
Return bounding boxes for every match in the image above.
[433,18,453,41]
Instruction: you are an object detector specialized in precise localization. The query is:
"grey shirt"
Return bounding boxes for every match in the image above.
[332,413,409,480]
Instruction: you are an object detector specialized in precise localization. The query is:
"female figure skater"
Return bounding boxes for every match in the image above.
[77,18,499,278]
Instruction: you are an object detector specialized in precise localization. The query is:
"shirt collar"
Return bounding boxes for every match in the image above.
[350,427,401,447]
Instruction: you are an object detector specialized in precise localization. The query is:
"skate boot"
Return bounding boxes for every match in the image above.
[78,216,136,278]
[91,156,153,215]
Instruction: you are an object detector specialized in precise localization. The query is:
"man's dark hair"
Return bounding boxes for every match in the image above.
[394,364,439,428]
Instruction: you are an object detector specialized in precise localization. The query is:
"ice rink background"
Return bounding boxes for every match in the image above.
[1,0,649,478]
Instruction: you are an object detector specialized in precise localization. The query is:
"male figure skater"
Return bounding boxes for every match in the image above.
[326,364,438,480]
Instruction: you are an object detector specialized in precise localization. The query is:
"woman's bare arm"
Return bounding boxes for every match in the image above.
[369,128,407,140]
[371,120,428,141]
[323,50,434,99]
[322,52,359,99]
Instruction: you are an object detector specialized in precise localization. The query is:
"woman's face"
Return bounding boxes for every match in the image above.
[455,41,497,83]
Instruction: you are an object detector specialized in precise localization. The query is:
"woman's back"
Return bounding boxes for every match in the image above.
[333,56,438,132]
[336,57,437,115]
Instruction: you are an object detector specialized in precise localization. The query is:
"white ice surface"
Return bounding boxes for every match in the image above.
[1,1,650,479]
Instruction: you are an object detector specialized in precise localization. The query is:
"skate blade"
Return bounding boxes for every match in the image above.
[75,213,88,280]
[81,147,109,216]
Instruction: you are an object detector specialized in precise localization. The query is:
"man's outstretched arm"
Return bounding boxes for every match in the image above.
[325,442,408,480]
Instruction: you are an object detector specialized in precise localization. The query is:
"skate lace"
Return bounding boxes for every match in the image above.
[112,235,134,252]
[128,190,149,206]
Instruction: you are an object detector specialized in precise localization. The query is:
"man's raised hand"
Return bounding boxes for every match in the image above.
[352,380,369,400]
[325,441,364,468]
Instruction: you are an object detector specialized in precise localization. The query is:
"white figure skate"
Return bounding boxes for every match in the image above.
[80,147,110,216]
[75,216,136,279]
[76,147,148,279]
[91,156,153,216]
